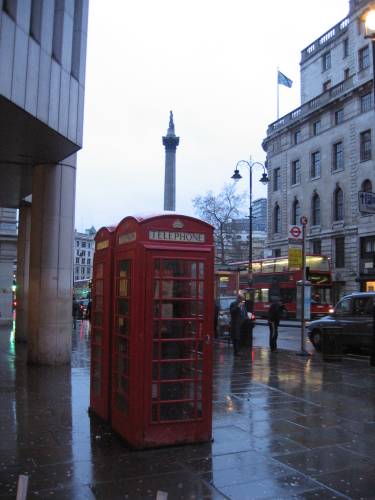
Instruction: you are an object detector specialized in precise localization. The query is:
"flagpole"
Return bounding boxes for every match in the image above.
[277,67,280,120]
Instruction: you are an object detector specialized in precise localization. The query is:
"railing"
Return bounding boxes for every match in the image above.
[266,75,357,135]
[301,17,349,63]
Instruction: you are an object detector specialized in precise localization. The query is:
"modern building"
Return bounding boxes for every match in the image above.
[73,226,95,297]
[0,208,17,322]
[262,0,375,301]
[163,111,179,211]
[0,1,89,363]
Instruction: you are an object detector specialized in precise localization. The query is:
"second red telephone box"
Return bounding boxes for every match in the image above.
[111,214,214,448]
[90,226,115,421]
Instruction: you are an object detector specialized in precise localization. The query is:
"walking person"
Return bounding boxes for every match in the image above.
[230,294,246,356]
[268,300,283,352]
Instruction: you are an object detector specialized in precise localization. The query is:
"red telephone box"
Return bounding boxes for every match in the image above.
[89,226,115,421]
[111,214,214,448]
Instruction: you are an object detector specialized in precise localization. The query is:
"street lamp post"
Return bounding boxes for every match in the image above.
[364,8,375,367]
[231,160,269,291]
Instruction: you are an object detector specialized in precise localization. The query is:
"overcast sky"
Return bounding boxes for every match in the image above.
[75,0,349,231]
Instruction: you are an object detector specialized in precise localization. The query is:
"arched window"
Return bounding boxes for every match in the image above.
[312,193,321,226]
[362,179,372,192]
[274,203,281,233]
[334,187,344,221]
[292,199,301,225]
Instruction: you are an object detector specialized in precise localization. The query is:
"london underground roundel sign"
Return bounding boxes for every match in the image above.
[289,225,302,239]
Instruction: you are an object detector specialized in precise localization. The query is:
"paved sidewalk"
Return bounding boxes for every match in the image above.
[1,323,375,499]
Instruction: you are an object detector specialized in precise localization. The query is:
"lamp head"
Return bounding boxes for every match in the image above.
[365,9,375,38]
[231,169,242,181]
[259,172,269,185]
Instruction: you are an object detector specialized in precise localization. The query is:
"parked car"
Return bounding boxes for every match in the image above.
[306,292,375,353]
[216,296,256,338]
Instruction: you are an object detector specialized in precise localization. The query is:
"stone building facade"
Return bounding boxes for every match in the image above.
[73,226,95,283]
[263,0,375,301]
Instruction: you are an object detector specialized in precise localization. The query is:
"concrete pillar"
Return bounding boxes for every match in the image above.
[28,155,76,365]
[15,202,31,342]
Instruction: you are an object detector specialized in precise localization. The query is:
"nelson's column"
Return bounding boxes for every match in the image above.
[163,111,180,211]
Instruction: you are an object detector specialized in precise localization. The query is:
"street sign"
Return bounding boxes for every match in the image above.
[288,246,302,269]
[358,191,375,214]
[288,225,302,240]
[300,216,308,226]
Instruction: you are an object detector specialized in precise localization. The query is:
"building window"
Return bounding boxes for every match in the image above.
[335,237,345,267]
[312,120,321,136]
[291,159,301,185]
[75,257,79,264]
[323,80,331,92]
[76,241,79,247]
[3,0,17,20]
[292,199,301,225]
[362,179,372,192]
[334,187,344,221]
[82,258,85,264]
[274,204,281,233]
[311,151,321,178]
[333,141,344,171]
[360,130,372,161]
[87,259,91,265]
[335,108,344,125]
[30,0,42,42]
[293,129,301,145]
[273,168,281,191]
[322,51,331,71]
[343,38,349,58]
[359,45,370,71]
[312,193,320,226]
[75,267,79,274]
[344,68,350,80]
[312,239,321,254]
[274,249,281,257]
[361,93,373,112]
[71,0,84,80]
[86,267,90,274]
[82,241,86,247]
[88,243,91,248]
[52,0,64,63]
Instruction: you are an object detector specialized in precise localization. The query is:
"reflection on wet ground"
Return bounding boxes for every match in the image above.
[1,323,375,499]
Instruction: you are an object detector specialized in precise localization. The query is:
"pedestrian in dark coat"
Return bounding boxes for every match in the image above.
[268,301,283,352]
[230,294,246,356]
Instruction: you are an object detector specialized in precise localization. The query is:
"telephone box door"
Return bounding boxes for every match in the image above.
[144,250,213,446]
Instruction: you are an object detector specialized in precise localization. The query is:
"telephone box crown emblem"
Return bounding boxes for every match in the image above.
[172,219,184,229]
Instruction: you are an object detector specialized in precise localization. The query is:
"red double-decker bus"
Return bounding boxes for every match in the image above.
[232,255,333,319]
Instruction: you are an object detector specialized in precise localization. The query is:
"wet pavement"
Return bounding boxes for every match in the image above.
[1,322,375,499]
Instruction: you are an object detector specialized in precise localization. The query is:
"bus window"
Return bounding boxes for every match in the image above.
[255,288,268,302]
[262,261,275,273]
[275,258,288,272]
[252,262,261,273]
[306,256,329,271]
[311,287,331,304]
[280,289,296,304]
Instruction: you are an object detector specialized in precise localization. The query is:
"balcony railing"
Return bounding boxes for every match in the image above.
[266,75,357,136]
[301,17,349,63]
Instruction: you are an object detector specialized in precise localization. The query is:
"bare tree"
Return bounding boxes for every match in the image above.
[192,184,245,264]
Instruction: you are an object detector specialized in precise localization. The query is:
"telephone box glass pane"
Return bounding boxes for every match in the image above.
[114,259,131,416]
[95,279,103,296]
[151,257,205,423]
